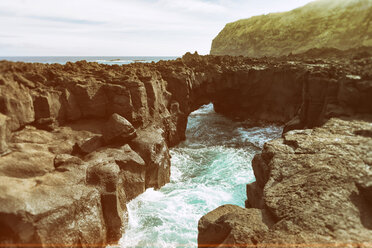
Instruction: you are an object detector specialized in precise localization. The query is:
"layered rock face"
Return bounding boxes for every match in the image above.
[198,118,372,246]
[0,52,371,246]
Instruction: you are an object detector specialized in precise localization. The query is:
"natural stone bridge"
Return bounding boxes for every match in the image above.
[0,53,371,246]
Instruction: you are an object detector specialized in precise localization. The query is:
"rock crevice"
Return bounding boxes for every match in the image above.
[0,53,371,246]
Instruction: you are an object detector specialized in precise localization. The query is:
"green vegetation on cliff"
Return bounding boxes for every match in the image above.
[211,0,372,57]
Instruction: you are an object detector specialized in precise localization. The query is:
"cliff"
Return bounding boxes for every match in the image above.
[210,0,372,57]
[198,117,372,246]
[0,52,371,246]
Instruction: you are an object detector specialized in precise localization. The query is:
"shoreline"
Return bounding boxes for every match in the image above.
[0,52,371,246]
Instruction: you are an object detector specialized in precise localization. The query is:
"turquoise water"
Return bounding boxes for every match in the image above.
[0,56,178,65]
[119,104,282,247]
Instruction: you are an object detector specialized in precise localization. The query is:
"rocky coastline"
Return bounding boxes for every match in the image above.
[0,52,371,247]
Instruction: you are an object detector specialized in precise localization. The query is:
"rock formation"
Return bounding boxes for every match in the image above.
[210,0,372,57]
[0,51,371,247]
[198,118,372,246]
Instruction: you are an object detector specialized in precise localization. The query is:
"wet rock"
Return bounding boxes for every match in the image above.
[102,113,136,144]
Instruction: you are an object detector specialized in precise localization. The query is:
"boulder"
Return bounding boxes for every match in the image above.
[102,113,136,144]
[198,205,273,247]
[74,135,103,155]
[0,159,106,246]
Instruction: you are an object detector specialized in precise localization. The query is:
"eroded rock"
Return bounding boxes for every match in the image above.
[0,52,371,246]
[103,113,136,144]
[198,205,274,247]
[130,128,170,189]
[200,118,372,246]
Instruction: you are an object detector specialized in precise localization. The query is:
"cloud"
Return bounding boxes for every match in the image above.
[27,15,105,25]
[0,0,315,56]
[156,0,227,14]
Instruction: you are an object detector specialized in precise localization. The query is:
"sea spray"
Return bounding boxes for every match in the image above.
[119,104,282,247]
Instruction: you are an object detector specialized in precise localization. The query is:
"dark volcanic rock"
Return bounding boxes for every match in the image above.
[198,205,274,247]
[130,128,171,189]
[0,52,371,246]
[102,113,136,144]
[199,118,372,246]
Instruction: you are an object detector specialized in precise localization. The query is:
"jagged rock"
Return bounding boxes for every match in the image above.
[199,118,372,246]
[0,52,371,246]
[198,205,273,247]
[130,128,171,189]
[102,113,136,144]
[86,162,124,242]
[86,144,146,202]
[85,144,147,241]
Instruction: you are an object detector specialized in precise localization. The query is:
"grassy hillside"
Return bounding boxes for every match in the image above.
[211,0,372,57]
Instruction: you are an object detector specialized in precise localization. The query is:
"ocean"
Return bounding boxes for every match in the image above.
[0,56,178,65]
[118,104,282,247]
[2,56,282,247]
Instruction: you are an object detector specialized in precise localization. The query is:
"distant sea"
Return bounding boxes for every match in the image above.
[0,56,178,65]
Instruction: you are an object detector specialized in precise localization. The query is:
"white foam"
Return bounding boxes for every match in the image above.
[119,104,283,247]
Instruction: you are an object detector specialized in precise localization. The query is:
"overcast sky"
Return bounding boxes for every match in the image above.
[0,0,314,56]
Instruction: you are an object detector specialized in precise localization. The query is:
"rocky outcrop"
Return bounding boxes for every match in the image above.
[210,0,372,57]
[102,113,136,144]
[198,118,372,246]
[0,52,371,246]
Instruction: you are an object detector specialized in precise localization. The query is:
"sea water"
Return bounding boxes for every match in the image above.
[119,104,282,247]
[0,56,178,65]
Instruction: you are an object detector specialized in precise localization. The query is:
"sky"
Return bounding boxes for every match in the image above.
[0,0,315,56]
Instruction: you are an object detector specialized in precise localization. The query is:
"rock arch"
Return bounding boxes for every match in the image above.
[0,54,371,245]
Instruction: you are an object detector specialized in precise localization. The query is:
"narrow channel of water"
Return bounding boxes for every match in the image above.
[119,104,282,247]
